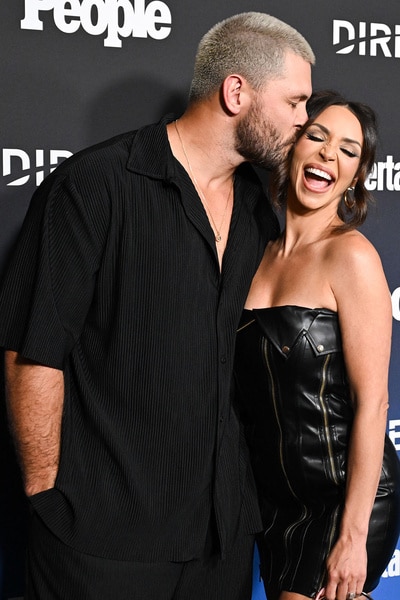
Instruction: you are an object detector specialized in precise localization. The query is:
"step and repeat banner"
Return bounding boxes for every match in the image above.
[1,1,399,599]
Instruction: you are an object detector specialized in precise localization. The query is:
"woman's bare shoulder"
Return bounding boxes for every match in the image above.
[327,229,389,308]
[326,229,383,271]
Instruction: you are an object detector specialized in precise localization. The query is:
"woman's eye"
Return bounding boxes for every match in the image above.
[341,148,359,158]
[305,132,324,142]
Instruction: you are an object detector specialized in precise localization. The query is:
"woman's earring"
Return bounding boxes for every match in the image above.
[344,186,356,209]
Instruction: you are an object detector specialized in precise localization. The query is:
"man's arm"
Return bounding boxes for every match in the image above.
[5,350,64,496]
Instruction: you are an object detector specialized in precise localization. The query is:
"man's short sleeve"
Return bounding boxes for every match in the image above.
[0,167,107,369]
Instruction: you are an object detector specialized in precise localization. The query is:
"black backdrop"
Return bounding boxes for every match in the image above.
[1,2,399,598]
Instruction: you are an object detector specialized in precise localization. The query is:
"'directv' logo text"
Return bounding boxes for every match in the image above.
[2,149,72,187]
[333,19,400,57]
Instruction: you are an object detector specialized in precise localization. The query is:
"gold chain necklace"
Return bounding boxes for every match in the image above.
[174,119,233,243]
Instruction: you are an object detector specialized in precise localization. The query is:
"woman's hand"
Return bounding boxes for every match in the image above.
[324,535,367,600]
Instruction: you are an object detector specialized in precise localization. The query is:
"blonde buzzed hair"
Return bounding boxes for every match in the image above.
[189,12,315,103]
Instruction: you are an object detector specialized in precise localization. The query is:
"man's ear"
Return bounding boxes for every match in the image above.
[221,75,247,115]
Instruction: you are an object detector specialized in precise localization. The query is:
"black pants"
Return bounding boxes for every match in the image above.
[26,513,255,600]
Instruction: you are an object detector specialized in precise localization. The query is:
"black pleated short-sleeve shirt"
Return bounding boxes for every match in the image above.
[0,116,279,561]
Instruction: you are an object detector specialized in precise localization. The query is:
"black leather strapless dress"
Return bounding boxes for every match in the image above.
[234,306,400,597]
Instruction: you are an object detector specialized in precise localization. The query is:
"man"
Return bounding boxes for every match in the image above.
[0,12,314,600]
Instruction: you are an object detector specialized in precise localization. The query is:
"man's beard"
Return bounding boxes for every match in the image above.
[235,102,295,170]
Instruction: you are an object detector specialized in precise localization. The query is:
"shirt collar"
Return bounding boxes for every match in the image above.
[126,114,267,215]
[126,114,177,181]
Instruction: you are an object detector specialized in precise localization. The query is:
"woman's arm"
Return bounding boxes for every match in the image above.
[324,233,392,600]
[5,350,64,497]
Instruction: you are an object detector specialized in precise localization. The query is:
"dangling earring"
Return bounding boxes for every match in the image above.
[344,186,355,209]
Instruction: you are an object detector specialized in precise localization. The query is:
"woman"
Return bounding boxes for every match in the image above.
[234,91,400,600]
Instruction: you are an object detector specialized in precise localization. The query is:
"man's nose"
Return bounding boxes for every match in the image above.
[295,104,309,128]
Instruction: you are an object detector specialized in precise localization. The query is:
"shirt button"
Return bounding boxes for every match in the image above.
[282,346,290,354]
[317,344,324,352]
[220,356,227,364]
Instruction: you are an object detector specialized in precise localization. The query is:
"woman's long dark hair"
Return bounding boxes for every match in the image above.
[272,90,379,230]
